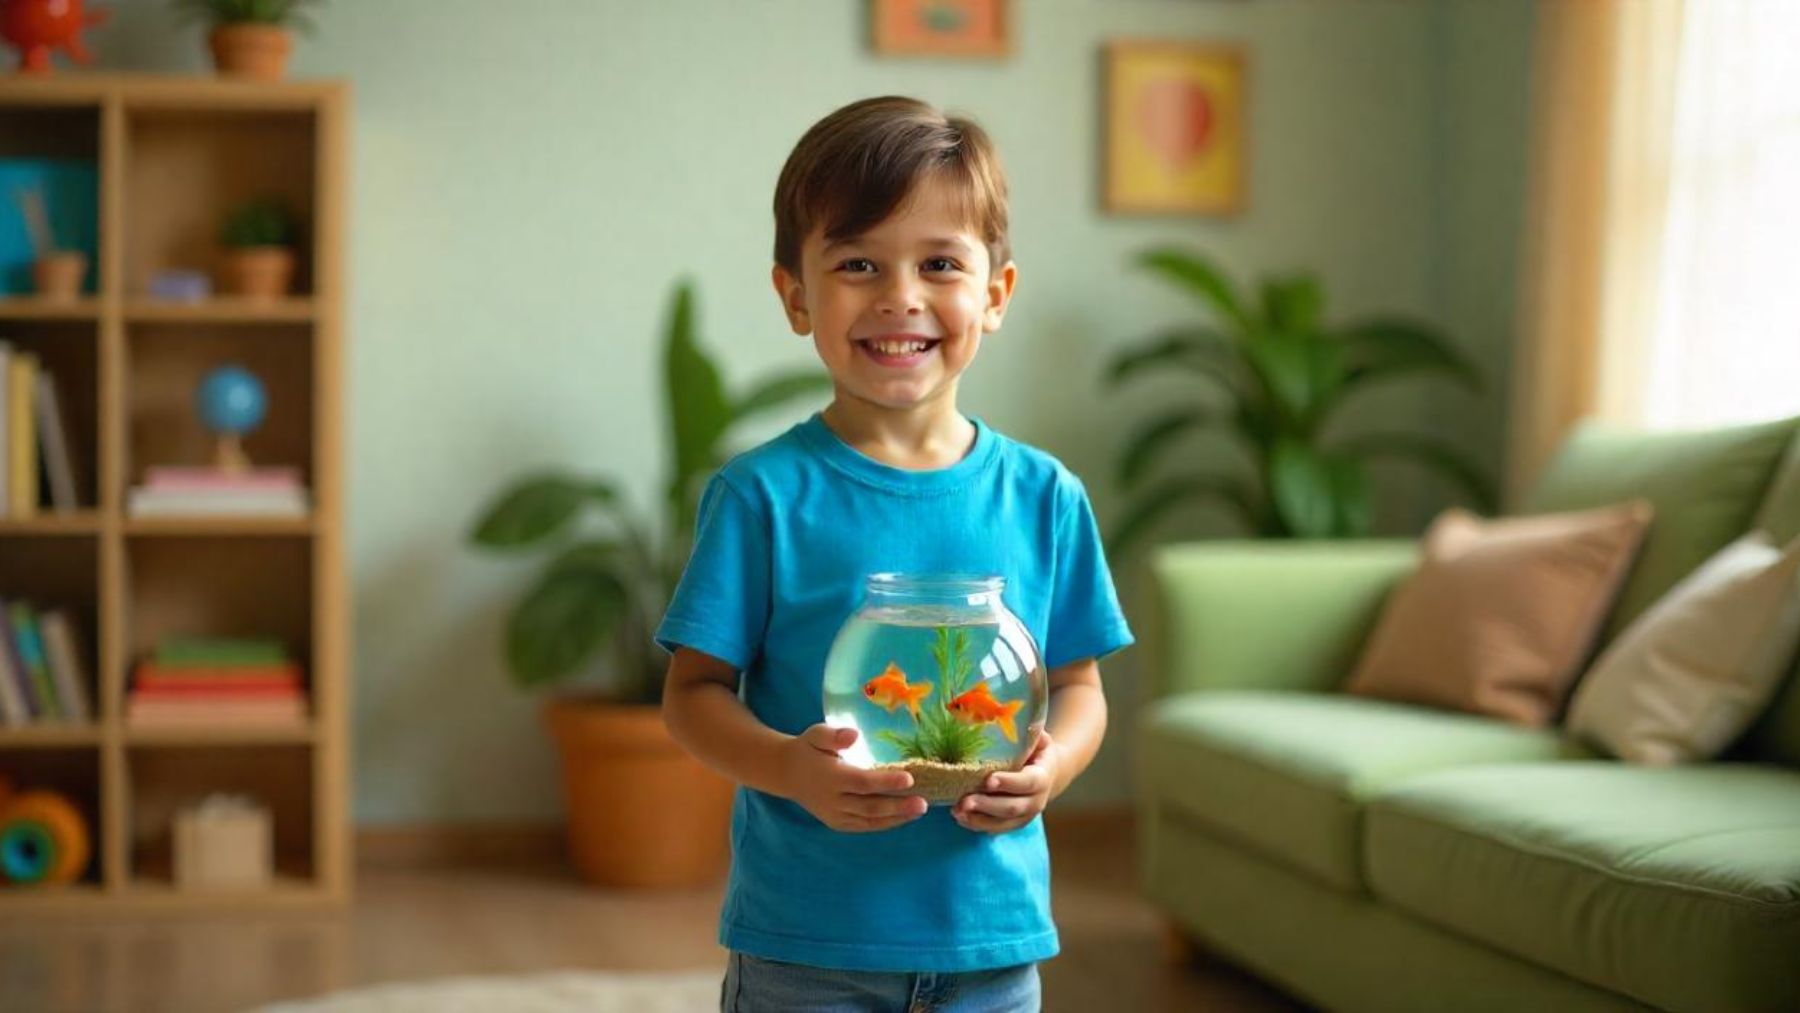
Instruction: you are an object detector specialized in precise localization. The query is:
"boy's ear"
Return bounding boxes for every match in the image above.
[771,263,812,336]
[982,260,1018,333]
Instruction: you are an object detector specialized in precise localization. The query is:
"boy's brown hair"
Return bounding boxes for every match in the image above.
[773,96,1010,276]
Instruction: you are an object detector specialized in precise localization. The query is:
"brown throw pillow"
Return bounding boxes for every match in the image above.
[1345,502,1654,726]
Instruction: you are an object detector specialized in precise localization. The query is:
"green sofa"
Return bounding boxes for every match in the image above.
[1136,418,1800,1012]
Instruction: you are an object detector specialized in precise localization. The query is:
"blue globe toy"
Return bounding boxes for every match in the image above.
[198,365,267,436]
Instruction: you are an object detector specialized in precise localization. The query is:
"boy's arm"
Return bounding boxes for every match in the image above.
[661,647,791,796]
[953,657,1109,833]
[661,646,926,832]
[1042,657,1108,803]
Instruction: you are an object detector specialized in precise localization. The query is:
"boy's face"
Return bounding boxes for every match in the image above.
[772,177,1016,415]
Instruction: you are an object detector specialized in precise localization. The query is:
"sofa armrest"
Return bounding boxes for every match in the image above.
[1146,539,1418,698]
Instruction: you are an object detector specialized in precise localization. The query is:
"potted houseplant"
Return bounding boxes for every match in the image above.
[218,198,298,300]
[468,279,833,887]
[1105,247,1495,556]
[172,0,321,82]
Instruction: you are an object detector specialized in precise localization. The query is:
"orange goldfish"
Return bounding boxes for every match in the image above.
[946,681,1024,743]
[862,662,933,719]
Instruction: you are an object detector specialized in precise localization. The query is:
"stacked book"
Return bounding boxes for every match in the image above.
[127,637,307,728]
[0,341,82,517]
[128,466,309,518]
[0,599,93,726]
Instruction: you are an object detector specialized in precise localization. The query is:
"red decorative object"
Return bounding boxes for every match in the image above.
[1,0,109,75]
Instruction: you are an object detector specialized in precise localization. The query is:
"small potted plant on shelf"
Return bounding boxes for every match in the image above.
[468,279,832,888]
[171,0,322,82]
[218,198,298,301]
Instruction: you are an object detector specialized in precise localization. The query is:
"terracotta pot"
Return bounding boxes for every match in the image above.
[208,24,293,82]
[543,697,735,888]
[31,251,86,301]
[223,246,295,300]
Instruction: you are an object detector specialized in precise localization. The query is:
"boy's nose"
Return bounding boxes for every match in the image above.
[875,277,926,316]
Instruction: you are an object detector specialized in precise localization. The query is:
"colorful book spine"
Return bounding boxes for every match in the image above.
[9,602,60,720]
[35,370,79,511]
[125,637,307,728]
[7,352,37,517]
[154,638,289,667]
[40,611,92,723]
[0,341,11,516]
[0,600,26,726]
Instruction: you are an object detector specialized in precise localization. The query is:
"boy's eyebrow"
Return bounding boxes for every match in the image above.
[821,235,976,255]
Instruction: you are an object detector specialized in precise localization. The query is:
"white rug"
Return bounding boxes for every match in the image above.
[257,970,721,1013]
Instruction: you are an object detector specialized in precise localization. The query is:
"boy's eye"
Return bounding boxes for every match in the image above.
[923,257,960,273]
[836,258,876,274]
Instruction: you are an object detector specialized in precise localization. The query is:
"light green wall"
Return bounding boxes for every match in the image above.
[90,0,1535,823]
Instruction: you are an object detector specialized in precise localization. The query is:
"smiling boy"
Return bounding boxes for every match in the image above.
[658,96,1134,1012]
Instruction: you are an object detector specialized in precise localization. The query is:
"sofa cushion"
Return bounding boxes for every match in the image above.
[1139,691,1585,893]
[1568,532,1800,764]
[1366,763,1800,1012]
[1345,503,1652,726]
[1524,416,1797,642]
[1747,431,1800,769]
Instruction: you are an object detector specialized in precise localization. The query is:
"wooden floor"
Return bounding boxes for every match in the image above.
[0,814,1307,1013]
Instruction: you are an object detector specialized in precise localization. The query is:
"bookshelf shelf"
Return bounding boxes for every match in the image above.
[0,297,102,321]
[124,515,315,536]
[0,510,104,534]
[0,75,349,913]
[124,298,315,324]
[125,721,315,746]
[0,724,102,748]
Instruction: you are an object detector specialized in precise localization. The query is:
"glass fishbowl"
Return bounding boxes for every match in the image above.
[822,573,1048,805]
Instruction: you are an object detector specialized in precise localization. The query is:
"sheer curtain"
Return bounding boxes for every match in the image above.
[1639,1,1800,429]
[1510,1,1800,497]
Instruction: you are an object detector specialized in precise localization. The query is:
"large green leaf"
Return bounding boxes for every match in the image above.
[1243,332,1350,436]
[506,566,629,688]
[664,282,733,489]
[1136,248,1254,336]
[1106,473,1259,559]
[1335,432,1497,511]
[469,475,618,549]
[1339,318,1481,391]
[1117,406,1227,490]
[1103,327,1240,394]
[1269,440,1370,538]
[547,538,630,579]
[733,370,835,423]
[1259,276,1324,335]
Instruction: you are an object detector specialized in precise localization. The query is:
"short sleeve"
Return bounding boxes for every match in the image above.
[1044,476,1135,669]
[654,474,771,670]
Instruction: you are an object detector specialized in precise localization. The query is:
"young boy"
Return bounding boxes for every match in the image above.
[657,95,1133,1013]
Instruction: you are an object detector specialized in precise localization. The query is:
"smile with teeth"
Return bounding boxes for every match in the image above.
[858,337,942,365]
[863,338,938,354]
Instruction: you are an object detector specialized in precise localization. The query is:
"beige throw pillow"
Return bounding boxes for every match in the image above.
[1566,531,1800,764]
[1345,502,1654,726]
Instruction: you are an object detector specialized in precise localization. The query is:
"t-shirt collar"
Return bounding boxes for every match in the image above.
[798,411,999,495]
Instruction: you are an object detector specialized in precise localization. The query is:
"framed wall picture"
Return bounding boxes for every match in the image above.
[871,0,1010,58]
[1103,41,1248,215]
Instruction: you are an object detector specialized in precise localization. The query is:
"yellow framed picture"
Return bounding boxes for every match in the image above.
[1103,41,1248,216]
[871,0,1010,58]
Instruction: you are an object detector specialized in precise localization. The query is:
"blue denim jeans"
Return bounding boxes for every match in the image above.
[721,952,1042,1012]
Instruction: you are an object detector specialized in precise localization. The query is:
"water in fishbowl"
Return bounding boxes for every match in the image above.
[822,604,1047,805]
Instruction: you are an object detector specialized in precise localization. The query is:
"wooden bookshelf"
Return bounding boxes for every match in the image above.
[0,75,349,912]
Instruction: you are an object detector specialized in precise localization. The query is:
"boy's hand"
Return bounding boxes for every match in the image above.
[953,729,1061,834]
[780,724,928,833]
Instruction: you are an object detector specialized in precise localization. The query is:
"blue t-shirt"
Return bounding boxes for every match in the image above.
[654,411,1134,973]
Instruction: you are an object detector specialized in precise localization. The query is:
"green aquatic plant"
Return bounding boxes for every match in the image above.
[876,626,994,764]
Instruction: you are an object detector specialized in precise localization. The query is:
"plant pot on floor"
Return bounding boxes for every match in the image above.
[543,697,734,888]
[209,24,293,81]
[223,246,295,300]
